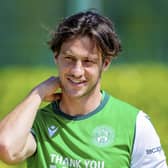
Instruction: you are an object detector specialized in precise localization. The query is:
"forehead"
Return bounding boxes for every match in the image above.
[60,36,101,58]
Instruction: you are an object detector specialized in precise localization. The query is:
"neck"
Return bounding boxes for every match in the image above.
[59,89,102,116]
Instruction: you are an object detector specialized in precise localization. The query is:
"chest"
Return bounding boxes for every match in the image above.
[36,117,133,167]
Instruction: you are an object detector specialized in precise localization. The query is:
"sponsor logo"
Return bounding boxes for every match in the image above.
[92,125,115,147]
[48,125,58,137]
[146,146,162,155]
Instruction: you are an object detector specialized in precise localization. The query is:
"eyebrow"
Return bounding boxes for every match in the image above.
[62,50,73,55]
[62,50,99,61]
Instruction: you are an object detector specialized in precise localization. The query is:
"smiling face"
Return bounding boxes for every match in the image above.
[55,36,111,99]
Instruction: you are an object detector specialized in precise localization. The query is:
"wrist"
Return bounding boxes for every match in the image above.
[29,87,44,102]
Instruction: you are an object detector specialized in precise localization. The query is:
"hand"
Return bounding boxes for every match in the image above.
[32,76,62,102]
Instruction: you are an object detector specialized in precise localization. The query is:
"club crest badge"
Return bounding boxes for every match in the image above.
[92,125,115,147]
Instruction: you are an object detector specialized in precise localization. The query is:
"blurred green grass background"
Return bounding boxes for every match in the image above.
[0,64,167,167]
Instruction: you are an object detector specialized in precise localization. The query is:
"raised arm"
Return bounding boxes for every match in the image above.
[0,76,61,164]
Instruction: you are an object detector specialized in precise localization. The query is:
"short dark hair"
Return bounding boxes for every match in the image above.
[48,10,122,59]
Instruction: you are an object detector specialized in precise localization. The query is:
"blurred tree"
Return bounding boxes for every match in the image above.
[0,0,167,66]
[0,0,66,66]
[103,0,168,63]
[66,0,102,15]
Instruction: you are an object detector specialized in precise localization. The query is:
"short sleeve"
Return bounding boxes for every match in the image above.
[131,111,167,168]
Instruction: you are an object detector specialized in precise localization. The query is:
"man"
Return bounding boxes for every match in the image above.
[0,10,167,168]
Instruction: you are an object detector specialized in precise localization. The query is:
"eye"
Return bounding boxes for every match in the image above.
[64,56,74,61]
[83,59,95,66]
[65,56,71,60]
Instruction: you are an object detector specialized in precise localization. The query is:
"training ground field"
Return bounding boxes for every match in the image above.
[0,64,167,167]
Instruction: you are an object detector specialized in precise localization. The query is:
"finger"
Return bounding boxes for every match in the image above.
[52,93,62,101]
[48,76,61,89]
[44,93,62,102]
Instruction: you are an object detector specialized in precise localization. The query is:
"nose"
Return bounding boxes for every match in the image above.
[70,60,84,78]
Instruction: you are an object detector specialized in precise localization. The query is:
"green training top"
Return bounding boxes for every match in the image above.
[27,91,139,168]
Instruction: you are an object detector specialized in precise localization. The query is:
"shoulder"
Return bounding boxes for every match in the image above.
[32,102,56,128]
[106,93,139,118]
[36,103,54,118]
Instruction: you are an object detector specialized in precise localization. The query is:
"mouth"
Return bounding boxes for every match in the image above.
[67,78,87,86]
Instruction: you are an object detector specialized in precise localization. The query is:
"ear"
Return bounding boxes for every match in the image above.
[53,52,58,65]
[102,57,112,71]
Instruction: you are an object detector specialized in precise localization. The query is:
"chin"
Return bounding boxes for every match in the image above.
[64,89,87,98]
[67,92,84,98]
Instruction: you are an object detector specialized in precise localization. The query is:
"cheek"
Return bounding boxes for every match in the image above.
[57,60,68,72]
[58,59,74,71]
[86,67,102,79]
